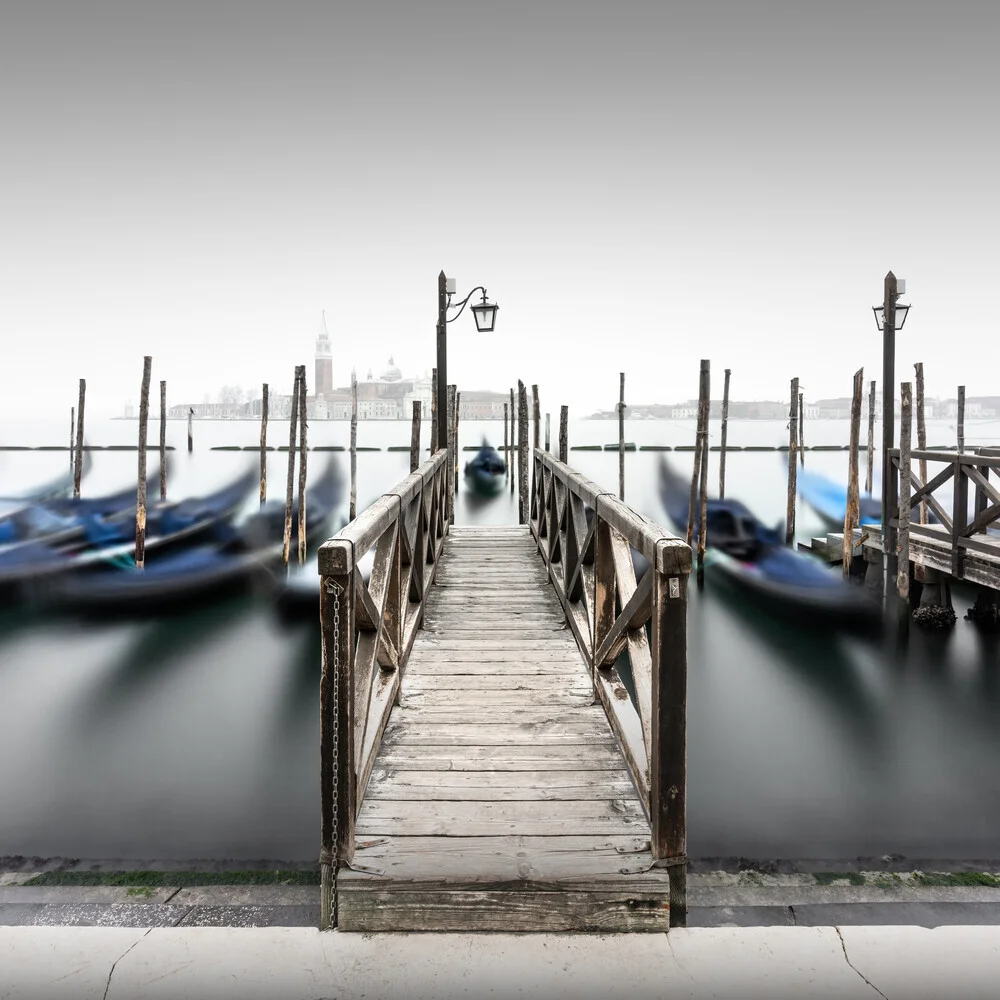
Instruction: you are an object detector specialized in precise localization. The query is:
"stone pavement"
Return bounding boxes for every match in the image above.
[2,924,1000,998]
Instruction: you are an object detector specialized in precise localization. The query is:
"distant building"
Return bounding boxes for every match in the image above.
[315,311,333,396]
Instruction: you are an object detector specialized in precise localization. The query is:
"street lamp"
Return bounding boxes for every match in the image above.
[873,271,910,603]
[435,271,499,452]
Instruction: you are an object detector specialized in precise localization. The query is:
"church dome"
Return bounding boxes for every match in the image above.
[380,355,402,381]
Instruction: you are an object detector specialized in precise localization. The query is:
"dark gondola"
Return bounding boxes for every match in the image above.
[41,457,345,615]
[659,457,880,629]
[464,439,505,496]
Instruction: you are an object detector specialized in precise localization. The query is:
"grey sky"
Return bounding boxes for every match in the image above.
[1,1,997,419]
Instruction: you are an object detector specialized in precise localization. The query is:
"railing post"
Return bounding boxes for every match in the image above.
[592,499,615,683]
[318,539,357,930]
[650,538,691,928]
[952,454,968,578]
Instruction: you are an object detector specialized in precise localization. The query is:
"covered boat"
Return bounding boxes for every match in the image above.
[40,456,345,615]
[795,464,882,532]
[659,457,880,629]
[464,440,505,496]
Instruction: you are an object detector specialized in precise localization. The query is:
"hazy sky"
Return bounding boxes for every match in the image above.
[1,1,998,419]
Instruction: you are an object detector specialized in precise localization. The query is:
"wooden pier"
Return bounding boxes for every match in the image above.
[318,448,691,932]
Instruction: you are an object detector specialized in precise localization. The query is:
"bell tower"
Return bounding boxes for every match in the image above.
[315,311,333,396]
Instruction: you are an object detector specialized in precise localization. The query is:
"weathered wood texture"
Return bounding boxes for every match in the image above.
[559,405,568,465]
[159,380,167,500]
[786,376,799,544]
[618,372,626,500]
[719,368,730,498]
[297,369,308,565]
[533,384,541,452]
[518,381,529,523]
[510,387,516,495]
[503,402,509,479]
[696,361,710,587]
[73,379,86,498]
[958,386,966,455]
[350,371,358,520]
[135,357,152,569]
[187,408,193,453]
[430,368,438,456]
[259,383,269,505]
[844,368,863,578]
[915,364,927,525]
[340,524,671,932]
[282,366,302,570]
[866,379,876,495]
[410,400,421,474]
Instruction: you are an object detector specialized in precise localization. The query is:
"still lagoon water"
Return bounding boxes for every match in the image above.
[1,415,998,862]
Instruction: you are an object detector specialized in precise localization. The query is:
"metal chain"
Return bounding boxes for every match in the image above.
[323,577,342,926]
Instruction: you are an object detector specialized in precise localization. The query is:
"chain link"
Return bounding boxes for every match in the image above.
[323,576,343,927]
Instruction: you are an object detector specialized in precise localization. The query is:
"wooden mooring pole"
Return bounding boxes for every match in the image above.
[517,380,529,524]
[73,379,86,498]
[454,390,461,496]
[503,402,509,478]
[696,361,710,587]
[618,373,626,501]
[350,371,358,520]
[430,368,438,455]
[532,385,540,452]
[559,405,568,464]
[685,364,703,548]
[447,385,456,524]
[135,356,152,570]
[69,407,74,472]
[719,368,730,498]
[159,380,167,500]
[510,388,516,495]
[260,383,269,505]
[844,368,864,578]
[957,385,966,454]
[297,369,308,565]
[865,380,876,495]
[282,366,302,572]
[187,408,193,452]
[798,390,805,467]
[785,377,799,545]
[545,412,550,452]
[915,363,927,525]
[898,381,912,623]
[409,400,421,474]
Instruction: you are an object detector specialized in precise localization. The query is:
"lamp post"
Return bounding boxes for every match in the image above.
[873,271,911,602]
[435,270,499,452]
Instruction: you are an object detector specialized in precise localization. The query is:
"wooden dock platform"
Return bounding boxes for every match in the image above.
[318,448,691,934]
[338,526,668,931]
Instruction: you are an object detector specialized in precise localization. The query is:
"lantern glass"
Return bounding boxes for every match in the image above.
[472,301,498,332]
[894,303,910,330]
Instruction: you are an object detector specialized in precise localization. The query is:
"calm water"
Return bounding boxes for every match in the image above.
[1,415,999,862]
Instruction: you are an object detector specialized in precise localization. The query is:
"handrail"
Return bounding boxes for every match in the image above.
[528,447,691,920]
[317,448,450,928]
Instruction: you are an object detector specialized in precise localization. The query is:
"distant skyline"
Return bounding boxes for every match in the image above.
[2,2,998,421]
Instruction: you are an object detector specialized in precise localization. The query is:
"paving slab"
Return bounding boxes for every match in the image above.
[16,903,190,927]
[840,925,1000,1000]
[176,904,321,927]
[688,905,795,927]
[168,885,318,906]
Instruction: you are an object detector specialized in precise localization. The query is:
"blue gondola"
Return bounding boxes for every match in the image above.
[464,440,505,496]
[795,463,882,532]
[40,457,345,614]
[659,457,879,628]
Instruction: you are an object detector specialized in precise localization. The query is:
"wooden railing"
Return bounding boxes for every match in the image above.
[890,447,1000,577]
[316,448,450,928]
[528,448,692,912]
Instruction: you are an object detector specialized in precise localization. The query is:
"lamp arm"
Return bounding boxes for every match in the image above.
[445,285,488,325]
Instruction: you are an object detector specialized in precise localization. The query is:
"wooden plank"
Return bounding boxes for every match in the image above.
[392,708,609,726]
[366,770,637,801]
[402,674,588,691]
[380,721,616,746]
[355,799,649,837]
[376,745,625,770]
[399,689,595,708]
[343,835,656,880]
[336,887,668,932]
[401,661,585,675]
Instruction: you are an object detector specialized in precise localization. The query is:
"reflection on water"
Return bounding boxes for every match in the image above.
[1,416,999,861]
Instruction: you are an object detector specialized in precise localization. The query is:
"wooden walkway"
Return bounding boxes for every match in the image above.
[338,526,668,930]
[318,449,690,933]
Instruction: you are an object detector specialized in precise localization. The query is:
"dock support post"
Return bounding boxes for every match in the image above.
[957,385,966,454]
[897,381,912,633]
[686,363,704,548]
[798,390,805,466]
[866,380,876,495]
[719,368,730,498]
[454,390,461,497]
[350,371,357,520]
[532,385,540,452]
[187,408,193,453]
[135,356,152,570]
[559,405,568,464]
[410,400,421,474]
[283,366,302,572]
[618,373,626,500]
[69,406,74,472]
[510,387,516,495]
[430,368,438,455]
[447,385,456,524]
[298,370,308,565]
[260,383,269,505]
[696,362,710,587]
[785,377,799,545]
[844,368,863,579]
[881,272,900,608]
[915,363,927,526]
[545,412,550,452]
[518,380,529,524]
[73,379,86,498]
[503,402,509,478]
[159,380,167,500]
[651,539,690,928]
